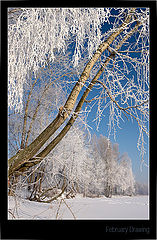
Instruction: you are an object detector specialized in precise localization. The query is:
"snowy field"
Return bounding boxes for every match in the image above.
[8,195,149,220]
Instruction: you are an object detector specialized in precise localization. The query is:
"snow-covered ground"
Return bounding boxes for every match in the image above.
[8,195,149,220]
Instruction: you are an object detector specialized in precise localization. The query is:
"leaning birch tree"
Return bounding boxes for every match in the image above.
[8,8,149,179]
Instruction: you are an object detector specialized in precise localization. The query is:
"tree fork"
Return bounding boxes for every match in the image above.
[12,53,115,174]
